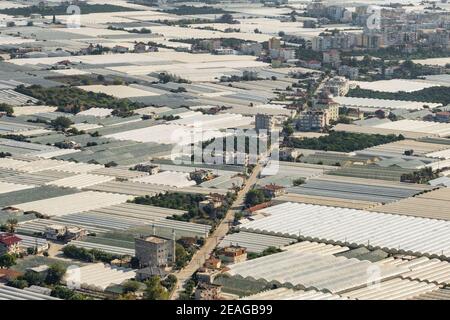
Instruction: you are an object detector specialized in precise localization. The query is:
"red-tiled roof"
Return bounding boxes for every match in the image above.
[263,184,285,191]
[0,233,22,246]
[0,269,22,280]
[247,201,272,213]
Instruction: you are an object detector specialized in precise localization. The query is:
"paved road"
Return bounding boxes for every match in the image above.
[171,163,262,300]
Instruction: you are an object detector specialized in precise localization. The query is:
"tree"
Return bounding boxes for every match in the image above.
[51,286,89,300]
[22,270,45,286]
[244,189,267,207]
[122,280,141,293]
[144,276,169,300]
[175,244,189,269]
[217,13,234,24]
[0,254,16,269]
[45,264,67,285]
[7,279,28,289]
[5,218,18,233]
[50,116,73,131]
[292,178,305,186]
[0,103,14,116]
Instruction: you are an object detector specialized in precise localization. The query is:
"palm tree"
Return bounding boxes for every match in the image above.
[6,218,18,233]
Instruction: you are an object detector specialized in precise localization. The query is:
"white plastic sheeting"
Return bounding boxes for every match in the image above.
[226,250,407,293]
[63,263,136,292]
[11,191,132,217]
[239,202,450,258]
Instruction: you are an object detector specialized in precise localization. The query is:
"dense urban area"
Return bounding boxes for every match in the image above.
[0,0,450,302]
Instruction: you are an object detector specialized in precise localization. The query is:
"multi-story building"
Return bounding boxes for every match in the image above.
[269,48,296,62]
[323,76,350,96]
[240,42,263,56]
[338,65,359,80]
[268,37,281,50]
[135,236,176,268]
[255,114,275,133]
[218,246,247,264]
[297,110,330,131]
[323,49,341,65]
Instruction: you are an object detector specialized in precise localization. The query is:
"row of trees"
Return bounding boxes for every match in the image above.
[347,86,450,106]
[15,85,142,115]
[0,3,138,16]
[287,131,405,153]
[62,245,124,263]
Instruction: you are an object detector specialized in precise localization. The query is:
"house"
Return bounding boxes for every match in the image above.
[246,201,273,214]
[435,111,450,123]
[195,283,222,300]
[134,42,148,53]
[302,60,322,69]
[261,184,286,198]
[0,233,22,255]
[112,45,129,53]
[204,257,222,270]
[45,225,66,240]
[218,245,247,264]
[134,163,160,175]
[280,148,301,161]
[190,169,214,183]
[66,227,87,241]
[45,225,87,242]
[196,268,219,284]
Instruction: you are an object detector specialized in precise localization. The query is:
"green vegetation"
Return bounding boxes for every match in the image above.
[0,3,138,16]
[292,178,305,186]
[296,47,321,61]
[163,5,229,15]
[287,131,404,152]
[45,263,67,285]
[0,135,28,143]
[50,116,73,131]
[161,274,177,293]
[134,192,205,215]
[401,167,439,184]
[133,192,236,226]
[157,73,190,84]
[144,276,169,300]
[122,279,142,294]
[15,85,142,115]
[51,286,91,300]
[62,245,125,263]
[347,86,450,106]
[178,279,196,300]
[247,246,283,260]
[0,254,16,269]
[0,103,14,116]
[8,263,66,289]
[244,189,271,207]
